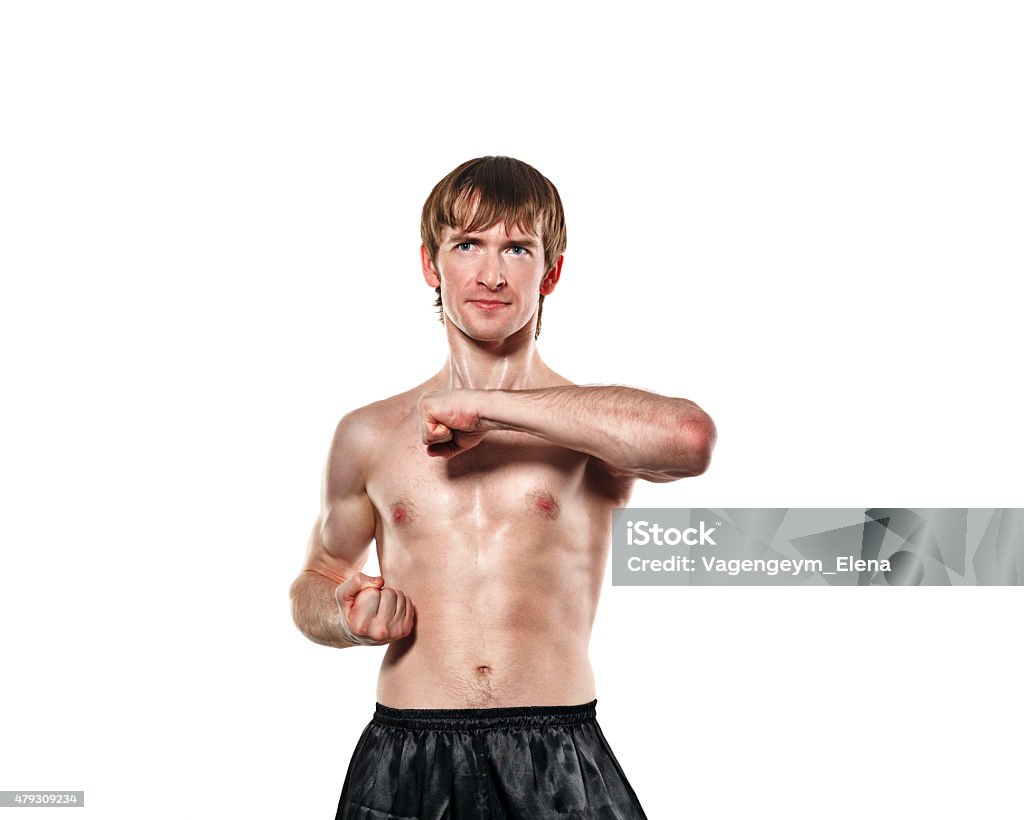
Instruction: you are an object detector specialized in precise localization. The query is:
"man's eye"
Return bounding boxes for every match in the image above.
[508,246,527,255]
[457,242,473,251]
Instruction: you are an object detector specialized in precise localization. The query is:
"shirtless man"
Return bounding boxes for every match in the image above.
[290,156,716,819]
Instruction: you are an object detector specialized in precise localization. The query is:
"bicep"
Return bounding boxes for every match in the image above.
[297,412,379,584]
[300,491,376,584]
[584,455,637,504]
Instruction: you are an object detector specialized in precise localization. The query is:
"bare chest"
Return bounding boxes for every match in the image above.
[365,420,592,536]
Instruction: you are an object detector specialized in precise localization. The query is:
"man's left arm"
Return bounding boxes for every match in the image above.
[418,386,716,481]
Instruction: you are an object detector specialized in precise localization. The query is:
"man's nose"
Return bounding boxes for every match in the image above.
[476,254,506,289]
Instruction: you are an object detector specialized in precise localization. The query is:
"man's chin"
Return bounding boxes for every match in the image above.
[451,322,530,344]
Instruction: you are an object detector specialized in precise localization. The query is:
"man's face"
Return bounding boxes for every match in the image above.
[421,221,562,343]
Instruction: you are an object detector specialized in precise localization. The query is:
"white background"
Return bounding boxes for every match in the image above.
[2,2,1021,818]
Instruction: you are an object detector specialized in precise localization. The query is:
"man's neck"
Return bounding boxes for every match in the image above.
[440,321,548,391]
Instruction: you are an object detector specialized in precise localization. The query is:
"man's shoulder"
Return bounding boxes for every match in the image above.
[535,366,576,389]
[331,381,432,451]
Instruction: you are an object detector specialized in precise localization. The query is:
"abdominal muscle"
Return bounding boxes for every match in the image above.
[374,524,605,709]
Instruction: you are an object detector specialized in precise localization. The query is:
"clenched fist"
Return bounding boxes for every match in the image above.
[335,572,417,646]
[418,389,490,458]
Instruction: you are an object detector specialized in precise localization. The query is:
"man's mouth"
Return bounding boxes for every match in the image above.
[469,300,510,311]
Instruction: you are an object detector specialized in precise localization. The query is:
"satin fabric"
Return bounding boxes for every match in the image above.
[335,700,648,820]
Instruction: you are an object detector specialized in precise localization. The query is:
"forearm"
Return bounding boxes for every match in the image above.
[480,386,715,477]
[289,571,360,649]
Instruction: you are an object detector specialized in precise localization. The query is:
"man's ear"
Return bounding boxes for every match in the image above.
[539,255,564,295]
[421,245,441,288]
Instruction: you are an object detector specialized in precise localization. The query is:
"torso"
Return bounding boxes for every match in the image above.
[361,381,633,708]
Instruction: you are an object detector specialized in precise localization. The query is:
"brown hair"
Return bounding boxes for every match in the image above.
[421,156,567,339]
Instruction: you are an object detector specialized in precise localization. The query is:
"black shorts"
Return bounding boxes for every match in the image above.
[336,699,648,820]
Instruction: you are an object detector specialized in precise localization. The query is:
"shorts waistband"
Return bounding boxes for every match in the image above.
[372,699,598,730]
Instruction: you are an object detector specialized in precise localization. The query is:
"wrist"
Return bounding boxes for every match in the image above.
[475,389,511,432]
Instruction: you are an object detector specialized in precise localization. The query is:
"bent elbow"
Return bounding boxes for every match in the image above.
[676,410,716,477]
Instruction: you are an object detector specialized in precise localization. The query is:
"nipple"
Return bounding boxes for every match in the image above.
[527,489,560,520]
[391,502,411,525]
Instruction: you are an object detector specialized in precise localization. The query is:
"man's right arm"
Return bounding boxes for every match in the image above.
[288,410,416,649]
